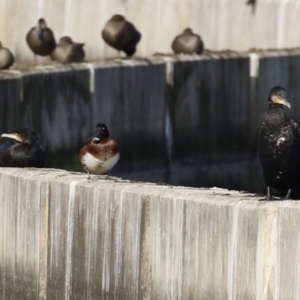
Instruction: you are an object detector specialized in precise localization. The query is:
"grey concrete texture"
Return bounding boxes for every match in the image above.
[160,53,252,190]
[165,53,250,161]
[1,0,300,63]
[1,168,300,299]
[91,59,167,175]
[0,72,22,132]
[1,51,300,192]
[0,58,167,180]
[20,65,91,152]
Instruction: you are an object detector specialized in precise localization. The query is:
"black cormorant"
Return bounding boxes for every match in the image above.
[258,86,300,200]
[0,128,47,168]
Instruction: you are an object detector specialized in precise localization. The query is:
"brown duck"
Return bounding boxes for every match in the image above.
[102,14,141,56]
[0,42,14,69]
[26,18,56,57]
[172,28,204,55]
[79,123,120,179]
[51,36,85,63]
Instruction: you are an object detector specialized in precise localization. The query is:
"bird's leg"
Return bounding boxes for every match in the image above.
[34,54,37,66]
[283,189,291,200]
[83,167,91,180]
[267,187,272,200]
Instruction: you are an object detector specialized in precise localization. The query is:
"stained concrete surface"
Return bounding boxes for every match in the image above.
[1,0,300,63]
[0,168,300,299]
[0,51,300,194]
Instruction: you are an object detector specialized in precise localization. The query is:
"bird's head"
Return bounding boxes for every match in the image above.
[111,15,125,22]
[183,28,193,35]
[92,123,110,143]
[1,128,40,145]
[59,36,73,45]
[268,86,291,109]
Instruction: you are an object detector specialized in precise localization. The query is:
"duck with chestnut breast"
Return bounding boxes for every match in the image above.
[172,28,204,55]
[79,123,120,179]
[26,18,56,58]
[258,86,300,200]
[0,42,14,69]
[51,36,85,63]
[0,128,47,168]
[102,14,141,57]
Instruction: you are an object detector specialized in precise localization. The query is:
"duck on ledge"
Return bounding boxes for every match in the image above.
[102,14,141,57]
[26,18,56,59]
[0,128,47,168]
[79,123,120,179]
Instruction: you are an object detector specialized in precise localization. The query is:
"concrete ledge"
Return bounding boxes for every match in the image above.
[0,168,299,299]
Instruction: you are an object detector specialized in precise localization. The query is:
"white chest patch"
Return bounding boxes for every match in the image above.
[276,137,286,146]
[81,152,120,175]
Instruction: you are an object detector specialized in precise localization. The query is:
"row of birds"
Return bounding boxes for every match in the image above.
[0,123,119,180]
[0,15,204,70]
[0,85,299,201]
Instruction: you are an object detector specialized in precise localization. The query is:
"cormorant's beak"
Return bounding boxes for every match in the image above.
[1,133,22,142]
[272,95,291,109]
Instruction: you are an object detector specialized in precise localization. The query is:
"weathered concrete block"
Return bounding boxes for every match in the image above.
[0,169,300,299]
[20,65,91,153]
[2,51,300,195]
[2,0,300,63]
[162,54,250,189]
[0,71,22,132]
[92,59,167,180]
[168,53,249,160]
[0,168,61,299]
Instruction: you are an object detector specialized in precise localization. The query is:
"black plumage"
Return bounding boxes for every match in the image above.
[258,86,300,200]
[0,128,47,168]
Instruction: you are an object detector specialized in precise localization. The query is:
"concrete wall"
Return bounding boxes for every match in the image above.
[1,50,300,192]
[164,53,251,189]
[1,0,300,63]
[1,168,300,299]
[0,58,168,182]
